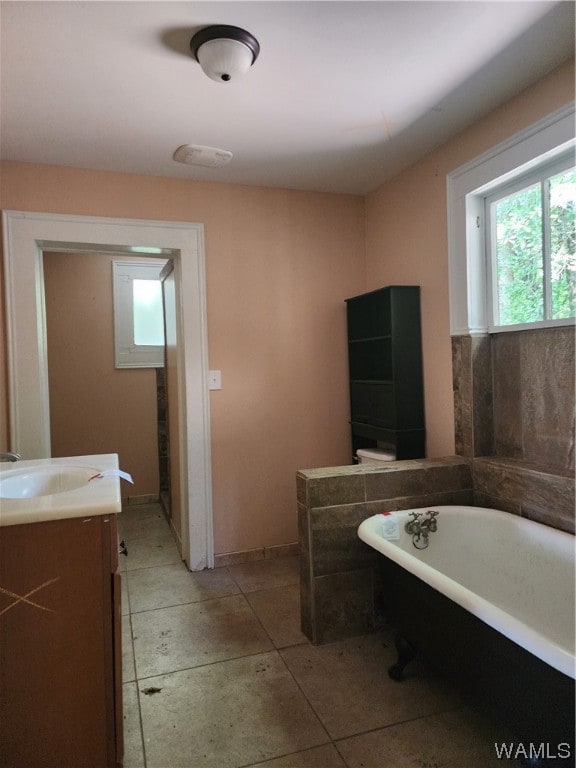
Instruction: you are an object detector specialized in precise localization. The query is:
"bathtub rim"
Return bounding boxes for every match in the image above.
[358,505,576,679]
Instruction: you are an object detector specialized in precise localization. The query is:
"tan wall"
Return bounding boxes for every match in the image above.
[0,59,572,554]
[43,251,159,500]
[0,171,365,553]
[364,59,575,458]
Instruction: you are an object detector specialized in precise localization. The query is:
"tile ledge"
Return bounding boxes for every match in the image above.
[473,456,574,479]
[297,455,470,480]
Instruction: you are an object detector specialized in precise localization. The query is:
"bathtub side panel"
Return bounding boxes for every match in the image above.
[377,554,575,748]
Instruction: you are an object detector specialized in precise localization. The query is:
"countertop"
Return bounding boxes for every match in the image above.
[0,454,122,526]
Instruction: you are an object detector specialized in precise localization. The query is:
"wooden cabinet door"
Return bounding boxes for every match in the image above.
[0,516,118,768]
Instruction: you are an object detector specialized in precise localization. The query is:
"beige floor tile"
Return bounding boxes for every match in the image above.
[128,562,240,613]
[336,707,512,767]
[138,651,330,768]
[119,504,168,541]
[122,682,145,768]
[122,530,182,571]
[250,744,348,767]
[228,556,300,593]
[122,616,136,683]
[132,594,274,678]
[280,634,462,740]
[246,584,308,648]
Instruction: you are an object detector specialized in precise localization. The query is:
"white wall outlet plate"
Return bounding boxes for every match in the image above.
[208,370,222,390]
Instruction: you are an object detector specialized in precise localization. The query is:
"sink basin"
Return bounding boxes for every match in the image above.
[0,454,122,527]
[0,466,97,499]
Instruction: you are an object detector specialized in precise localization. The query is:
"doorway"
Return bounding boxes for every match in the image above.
[43,250,174,528]
[1,211,214,570]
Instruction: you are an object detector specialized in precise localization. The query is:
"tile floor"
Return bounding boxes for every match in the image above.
[119,504,509,768]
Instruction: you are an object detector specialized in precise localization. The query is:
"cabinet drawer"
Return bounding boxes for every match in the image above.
[350,382,395,427]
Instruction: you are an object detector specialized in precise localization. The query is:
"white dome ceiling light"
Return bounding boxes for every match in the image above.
[190,25,260,83]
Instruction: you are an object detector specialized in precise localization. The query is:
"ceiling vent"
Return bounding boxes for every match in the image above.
[173,144,233,168]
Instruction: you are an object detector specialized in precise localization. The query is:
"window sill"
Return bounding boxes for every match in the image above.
[489,317,575,334]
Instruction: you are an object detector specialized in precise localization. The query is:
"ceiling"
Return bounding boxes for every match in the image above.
[1,1,574,195]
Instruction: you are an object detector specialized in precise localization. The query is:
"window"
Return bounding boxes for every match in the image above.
[133,278,165,346]
[486,154,575,330]
[447,103,575,336]
[112,260,168,367]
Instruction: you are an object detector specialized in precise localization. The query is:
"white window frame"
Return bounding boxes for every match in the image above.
[485,151,575,332]
[112,259,167,368]
[447,102,575,336]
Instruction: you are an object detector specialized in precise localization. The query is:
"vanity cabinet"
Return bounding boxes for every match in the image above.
[345,285,425,460]
[0,514,123,767]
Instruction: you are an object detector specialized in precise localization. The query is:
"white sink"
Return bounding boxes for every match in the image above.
[0,455,122,526]
[0,465,97,499]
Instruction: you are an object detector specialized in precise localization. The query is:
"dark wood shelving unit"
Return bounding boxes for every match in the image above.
[346,285,425,461]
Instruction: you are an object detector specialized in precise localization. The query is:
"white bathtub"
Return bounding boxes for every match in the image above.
[358,505,575,679]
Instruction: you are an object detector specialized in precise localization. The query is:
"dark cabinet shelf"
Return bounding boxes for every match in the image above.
[348,337,392,381]
[350,379,393,385]
[346,285,425,461]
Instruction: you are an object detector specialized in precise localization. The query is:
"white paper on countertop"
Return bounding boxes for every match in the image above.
[89,469,134,484]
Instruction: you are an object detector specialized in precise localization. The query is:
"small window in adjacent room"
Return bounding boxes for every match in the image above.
[113,260,168,368]
[486,153,575,330]
[133,278,165,346]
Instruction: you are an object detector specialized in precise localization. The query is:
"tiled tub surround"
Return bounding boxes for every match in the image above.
[452,334,493,459]
[451,325,574,536]
[298,455,575,644]
[297,457,474,644]
[299,325,575,645]
[473,456,575,534]
[452,326,575,474]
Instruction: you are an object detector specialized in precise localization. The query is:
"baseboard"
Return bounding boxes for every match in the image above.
[214,541,299,568]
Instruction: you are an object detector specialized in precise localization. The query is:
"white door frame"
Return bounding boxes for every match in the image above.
[1,210,214,570]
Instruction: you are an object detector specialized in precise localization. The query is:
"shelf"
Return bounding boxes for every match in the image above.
[346,289,392,340]
[348,337,392,381]
[350,421,426,460]
[348,335,391,343]
[350,379,393,385]
[346,285,425,460]
[350,381,394,427]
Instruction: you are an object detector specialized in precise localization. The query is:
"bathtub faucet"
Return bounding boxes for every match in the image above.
[404,510,439,549]
[0,451,21,462]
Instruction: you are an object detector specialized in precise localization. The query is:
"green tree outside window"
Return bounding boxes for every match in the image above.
[492,167,575,326]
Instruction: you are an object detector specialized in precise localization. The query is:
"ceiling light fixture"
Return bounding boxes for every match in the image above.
[190,25,260,83]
